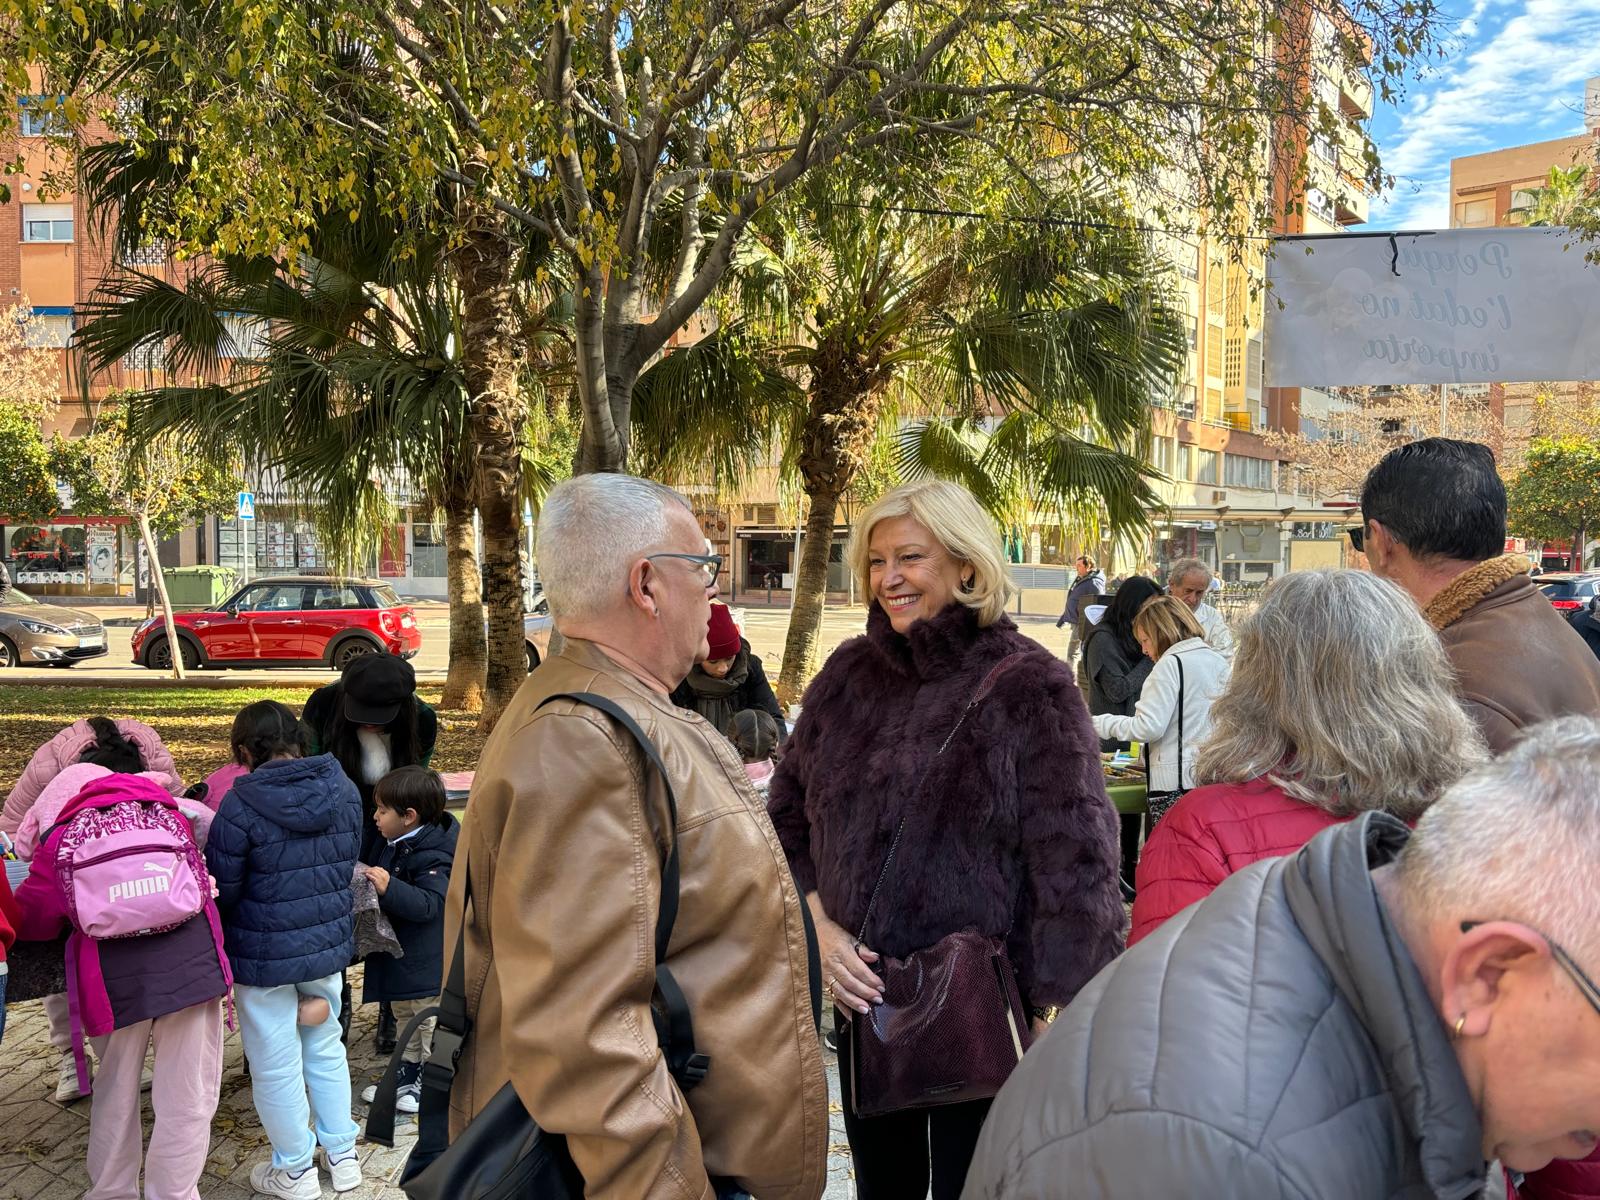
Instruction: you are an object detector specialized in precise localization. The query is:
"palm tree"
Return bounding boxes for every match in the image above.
[72,205,502,710]
[1512,164,1595,227]
[634,189,1187,700]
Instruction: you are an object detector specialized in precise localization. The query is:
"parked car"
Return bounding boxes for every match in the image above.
[525,594,553,671]
[1536,572,1600,613]
[0,588,108,668]
[131,576,421,670]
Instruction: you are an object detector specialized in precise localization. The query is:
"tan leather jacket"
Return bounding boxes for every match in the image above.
[444,638,829,1200]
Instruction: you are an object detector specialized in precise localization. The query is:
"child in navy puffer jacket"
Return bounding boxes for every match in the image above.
[205,701,364,1199]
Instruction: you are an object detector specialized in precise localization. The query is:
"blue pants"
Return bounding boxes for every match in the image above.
[234,972,359,1171]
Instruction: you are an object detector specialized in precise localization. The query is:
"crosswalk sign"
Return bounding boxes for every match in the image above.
[237,491,256,521]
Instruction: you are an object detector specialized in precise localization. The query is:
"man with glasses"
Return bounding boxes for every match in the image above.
[1355,436,1600,752]
[966,716,1600,1199]
[442,473,828,1200]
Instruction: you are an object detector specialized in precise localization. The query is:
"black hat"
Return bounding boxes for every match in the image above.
[342,654,416,727]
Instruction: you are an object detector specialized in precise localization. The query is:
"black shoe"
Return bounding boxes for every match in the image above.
[376,1003,398,1055]
[822,1030,839,1054]
[1119,875,1137,903]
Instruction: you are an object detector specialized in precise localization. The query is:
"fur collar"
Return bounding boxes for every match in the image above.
[865,600,1015,681]
[1422,554,1532,631]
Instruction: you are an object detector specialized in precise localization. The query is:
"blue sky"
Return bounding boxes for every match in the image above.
[1367,0,1600,230]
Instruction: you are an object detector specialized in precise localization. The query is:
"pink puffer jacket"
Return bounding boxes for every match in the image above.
[12,764,179,860]
[2,719,182,837]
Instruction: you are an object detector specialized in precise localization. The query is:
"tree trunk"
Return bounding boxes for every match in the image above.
[776,341,893,703]
[1576,523,1588,571]
[776,486,843,706]
[137,511,184,681]
[439,479,487,712]
[452,202,527,730]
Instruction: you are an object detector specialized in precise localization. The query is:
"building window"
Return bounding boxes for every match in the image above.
[1455,198,1493,227]
[1177,443,1194,481]
[412,521,446,578]
[1206,264,1224,316]
[1224,336,1244,388]
[1205,326,1224,378]
[1224,454,1274,490]
[1153,437,1176,477]
[22,308,73,348]
[18,96,67,138]
[1247,337,1264,392]
[122,341,163,372]
[1176,385,1197,420]
[120,240,168,266]
[1195,449,1219,485]
[22,203,73,242]
[220,313,270,359]
[1204,387,1224,423]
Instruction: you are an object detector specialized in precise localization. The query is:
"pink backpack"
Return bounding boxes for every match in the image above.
[48,782,230,1096]
[54,797,207,938]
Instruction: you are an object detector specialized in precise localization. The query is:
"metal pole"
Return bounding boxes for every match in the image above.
[1440,384,1450,437]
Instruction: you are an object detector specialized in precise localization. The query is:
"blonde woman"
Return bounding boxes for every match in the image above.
[1127,569,1486,945]
[1091,595,1230,823]
[768,480,1122,1200]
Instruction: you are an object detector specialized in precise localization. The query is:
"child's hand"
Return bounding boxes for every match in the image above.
[364,866,390,896]
[208,873,220,899]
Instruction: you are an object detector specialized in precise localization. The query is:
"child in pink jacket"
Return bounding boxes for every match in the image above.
[14,774,231,1200]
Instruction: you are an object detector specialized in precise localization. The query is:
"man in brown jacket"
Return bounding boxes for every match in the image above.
[444,473,829,1199]
[1358,437,1600,752]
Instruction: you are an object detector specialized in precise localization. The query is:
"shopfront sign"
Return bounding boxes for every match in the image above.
[1266,228,1600,387]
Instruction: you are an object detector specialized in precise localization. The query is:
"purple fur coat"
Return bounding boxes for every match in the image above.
[768,602,1125,1008]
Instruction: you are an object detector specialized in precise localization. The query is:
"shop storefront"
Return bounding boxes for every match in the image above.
[730,526,851,600]
[1,516,134,597]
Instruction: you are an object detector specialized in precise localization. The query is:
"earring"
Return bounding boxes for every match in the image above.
[1453,1013,1467,1038]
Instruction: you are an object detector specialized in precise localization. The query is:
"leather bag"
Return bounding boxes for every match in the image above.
[365,692,709,1198]
[848,654,1034,1119]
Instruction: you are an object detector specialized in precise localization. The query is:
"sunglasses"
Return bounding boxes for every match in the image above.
[1347,524,1366,554]
[645,552,724,587]
[1461,920,1600,1018]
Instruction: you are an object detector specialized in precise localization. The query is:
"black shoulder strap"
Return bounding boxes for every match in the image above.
[368,691,706,1156]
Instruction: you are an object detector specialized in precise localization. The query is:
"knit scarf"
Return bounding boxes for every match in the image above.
[682,651,750,735]
[1422,554,1532,632]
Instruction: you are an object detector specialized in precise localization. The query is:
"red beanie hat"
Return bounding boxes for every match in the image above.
[706,604,742,661]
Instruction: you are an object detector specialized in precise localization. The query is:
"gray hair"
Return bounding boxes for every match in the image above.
[535,474,690,622]
[1397,717,1600,957]
[1167,557,1211,588]
[1195,569,1486,818]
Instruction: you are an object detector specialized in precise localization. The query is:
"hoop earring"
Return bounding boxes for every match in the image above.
[1453,1013,1467,1039]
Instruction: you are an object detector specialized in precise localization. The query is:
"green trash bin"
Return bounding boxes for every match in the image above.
[160,565,238,609]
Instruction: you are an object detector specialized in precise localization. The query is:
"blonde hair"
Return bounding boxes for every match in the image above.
[847,480,1016,627]
[1196,569,1486,818]
[1131,594,1204,656]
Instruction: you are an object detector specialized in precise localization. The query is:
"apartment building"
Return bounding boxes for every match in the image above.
[1447,78,1600,462]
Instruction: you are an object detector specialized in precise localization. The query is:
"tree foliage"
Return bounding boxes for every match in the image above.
[1507,436,1600,560]
[1264,385,1502,502]
[4,0,1442,468]
[0,408,58,521]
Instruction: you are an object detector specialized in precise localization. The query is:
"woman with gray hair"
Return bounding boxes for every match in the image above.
[1127,567,1487,945]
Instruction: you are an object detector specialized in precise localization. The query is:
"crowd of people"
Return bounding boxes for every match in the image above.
[3,435,1600,1200]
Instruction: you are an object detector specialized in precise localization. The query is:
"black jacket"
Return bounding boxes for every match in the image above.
[1569,603,1600,662]
[361,813,459,1002]
[1083,623,1154,753]
[669,639,787,739]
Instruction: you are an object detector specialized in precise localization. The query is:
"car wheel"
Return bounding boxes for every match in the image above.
[331,638,379,670]
[145,635,200,672]
[0,636,16,668]
[526,641,540,673]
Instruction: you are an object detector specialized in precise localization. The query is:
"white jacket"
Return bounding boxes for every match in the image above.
[1195,602,1235,659]
[1092,638,1230,791]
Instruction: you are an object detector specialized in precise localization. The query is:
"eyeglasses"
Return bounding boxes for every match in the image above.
[1461,920,1600,1018]
[1347,524,1366,554]
[645,553,724,588]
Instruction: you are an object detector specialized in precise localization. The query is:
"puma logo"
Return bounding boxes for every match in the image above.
[107,862,178,904]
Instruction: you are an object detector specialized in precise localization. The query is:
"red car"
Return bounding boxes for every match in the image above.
[132,576,421,671]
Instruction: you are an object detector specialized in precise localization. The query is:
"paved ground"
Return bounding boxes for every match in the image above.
[0,982,857,1199]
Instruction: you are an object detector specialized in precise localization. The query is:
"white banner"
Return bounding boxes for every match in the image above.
[1266,228,1600,387]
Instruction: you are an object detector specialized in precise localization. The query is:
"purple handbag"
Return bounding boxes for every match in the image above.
[848,653,1034,1118]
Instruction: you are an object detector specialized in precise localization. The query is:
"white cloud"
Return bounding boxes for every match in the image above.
[1370,0,1600,230]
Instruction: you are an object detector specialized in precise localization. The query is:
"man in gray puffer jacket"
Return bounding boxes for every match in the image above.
[966,717,1600,1199]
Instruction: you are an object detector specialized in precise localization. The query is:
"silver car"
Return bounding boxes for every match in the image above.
[0,588,109,668]
[524,594,553,671]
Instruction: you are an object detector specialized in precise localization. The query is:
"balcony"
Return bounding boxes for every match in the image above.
[1339,72,1374,121]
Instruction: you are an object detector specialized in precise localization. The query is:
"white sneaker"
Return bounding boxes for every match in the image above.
[248,1162,320,1200]
[54,1052,91,1103]
[318,1147,364,1193]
